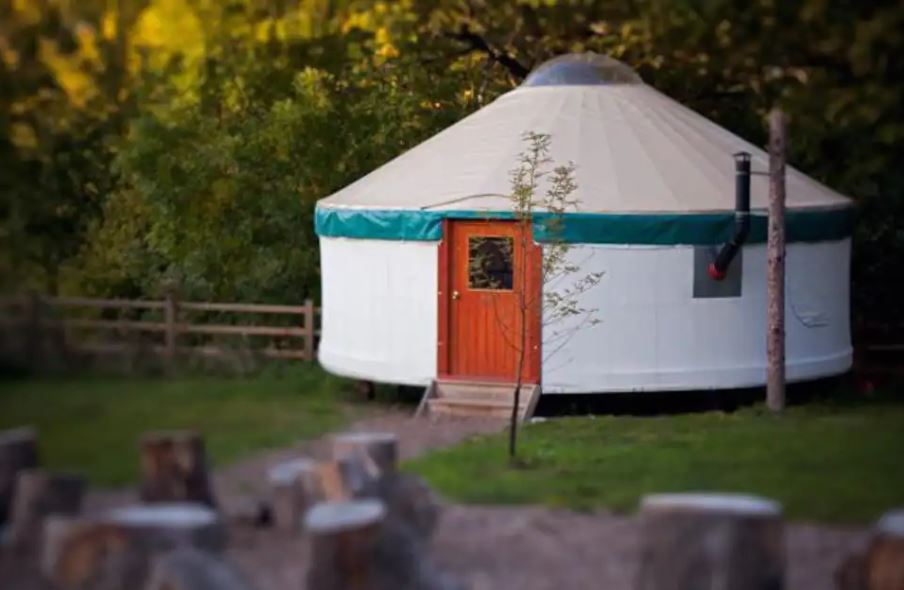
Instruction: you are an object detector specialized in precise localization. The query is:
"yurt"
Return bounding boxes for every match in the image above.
[315,53,853,401]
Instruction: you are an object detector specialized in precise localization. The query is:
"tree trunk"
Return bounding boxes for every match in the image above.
[139,431,216,507]
[267,458,321,532]
[10,469,84,549]
[767,108,788,412]
[332,432,398,477]
[509,216,530,461]
[304,500,386,590]
[637,492,785,590]
[42,503,224,590]
[0,426,38,525]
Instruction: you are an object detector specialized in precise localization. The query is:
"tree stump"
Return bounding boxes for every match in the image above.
[636,493,785,590]
[305,499,386,590]
[371,473,439,541]
[866,509,904,590]
[315,456,438,541]
[10,469,84,549]
[317,457,374,502]
[838,508,904,590]
[145,547,256,590]
[0,426,38,525]
[332,432,398,478]
[139,431,216,506]
[305,498,458,590]
[267,458,321,531]
[41,503,224,590]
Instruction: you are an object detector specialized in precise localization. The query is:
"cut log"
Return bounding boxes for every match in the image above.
[267,458,321,531]
[225,496,272,528]
[317,457,374,503]
[10,469,84,549]
[146,547,256,590]
[41,503,224,590]
[305,499,386,590]
[637,493,785,590]
[139,431,216,506]
[866,509,904,590]
[0,426,39,525]
[315,456,439,541]
[304,499,459,590]
[372,473,439,541]
[837,508,904,590]
[332,432,398,477]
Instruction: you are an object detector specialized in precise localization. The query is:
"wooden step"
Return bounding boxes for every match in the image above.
[419,380,541,421]
[426,398,525,419]
[435,380,517,401]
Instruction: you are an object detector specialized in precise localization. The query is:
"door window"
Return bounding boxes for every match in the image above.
[468,236,514,290]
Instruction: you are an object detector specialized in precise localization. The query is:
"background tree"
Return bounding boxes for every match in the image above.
[0,0,899,338]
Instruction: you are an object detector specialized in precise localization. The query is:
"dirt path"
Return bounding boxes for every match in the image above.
[6,409,869,589]
[217,409,866,590]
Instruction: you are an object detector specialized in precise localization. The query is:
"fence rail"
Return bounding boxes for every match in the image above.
[0,294,320,363]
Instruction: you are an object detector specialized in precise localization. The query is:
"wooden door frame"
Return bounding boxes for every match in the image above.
[437,218,542,383]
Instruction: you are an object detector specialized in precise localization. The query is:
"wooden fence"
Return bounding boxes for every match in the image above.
[0,294,320,364]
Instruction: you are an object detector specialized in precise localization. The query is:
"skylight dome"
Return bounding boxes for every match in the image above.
[522,52,643,87]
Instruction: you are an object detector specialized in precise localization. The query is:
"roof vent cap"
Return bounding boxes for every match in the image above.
[522,52,643,87]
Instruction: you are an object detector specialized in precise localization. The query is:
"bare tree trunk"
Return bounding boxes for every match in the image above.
[767,108,788,412]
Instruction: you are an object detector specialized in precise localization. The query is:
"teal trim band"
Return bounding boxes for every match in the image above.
[315,206,853,245]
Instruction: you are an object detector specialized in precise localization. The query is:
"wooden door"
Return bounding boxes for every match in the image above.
[438,219,541,383]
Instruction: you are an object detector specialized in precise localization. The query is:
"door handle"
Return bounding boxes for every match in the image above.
[452,290,460,300]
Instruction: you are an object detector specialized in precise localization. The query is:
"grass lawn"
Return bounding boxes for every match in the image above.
[407,391,904,523]
[0,365,351,486]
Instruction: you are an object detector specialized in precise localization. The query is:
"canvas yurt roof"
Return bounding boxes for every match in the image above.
[316,53,852,245]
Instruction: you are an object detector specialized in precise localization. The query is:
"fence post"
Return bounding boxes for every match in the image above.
[303,299,315,362]
[164,291,178,366]
[24,291,42,368]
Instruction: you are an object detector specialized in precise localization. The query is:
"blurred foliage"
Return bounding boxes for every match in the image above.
[1,0,901,319]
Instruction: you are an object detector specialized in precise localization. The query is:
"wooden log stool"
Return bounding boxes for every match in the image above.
[42,503,224,589]
[0,426,38,525]
[837,508,904,590]
[866,509,904,590]
[139,431,216,506]
[267,458,321,531]
[637,492,785,590]
[304,499,386,590]
[332,432,398,478]
[10,469,84,549]
[145,546,255,590]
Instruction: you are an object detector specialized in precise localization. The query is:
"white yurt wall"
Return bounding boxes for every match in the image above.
[318,237,438,385]
[541,239,852,393]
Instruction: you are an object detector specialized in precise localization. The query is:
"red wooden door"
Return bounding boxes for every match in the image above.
[438,219,541,383]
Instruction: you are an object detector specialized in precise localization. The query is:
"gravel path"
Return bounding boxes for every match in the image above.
[3,408,869,589]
